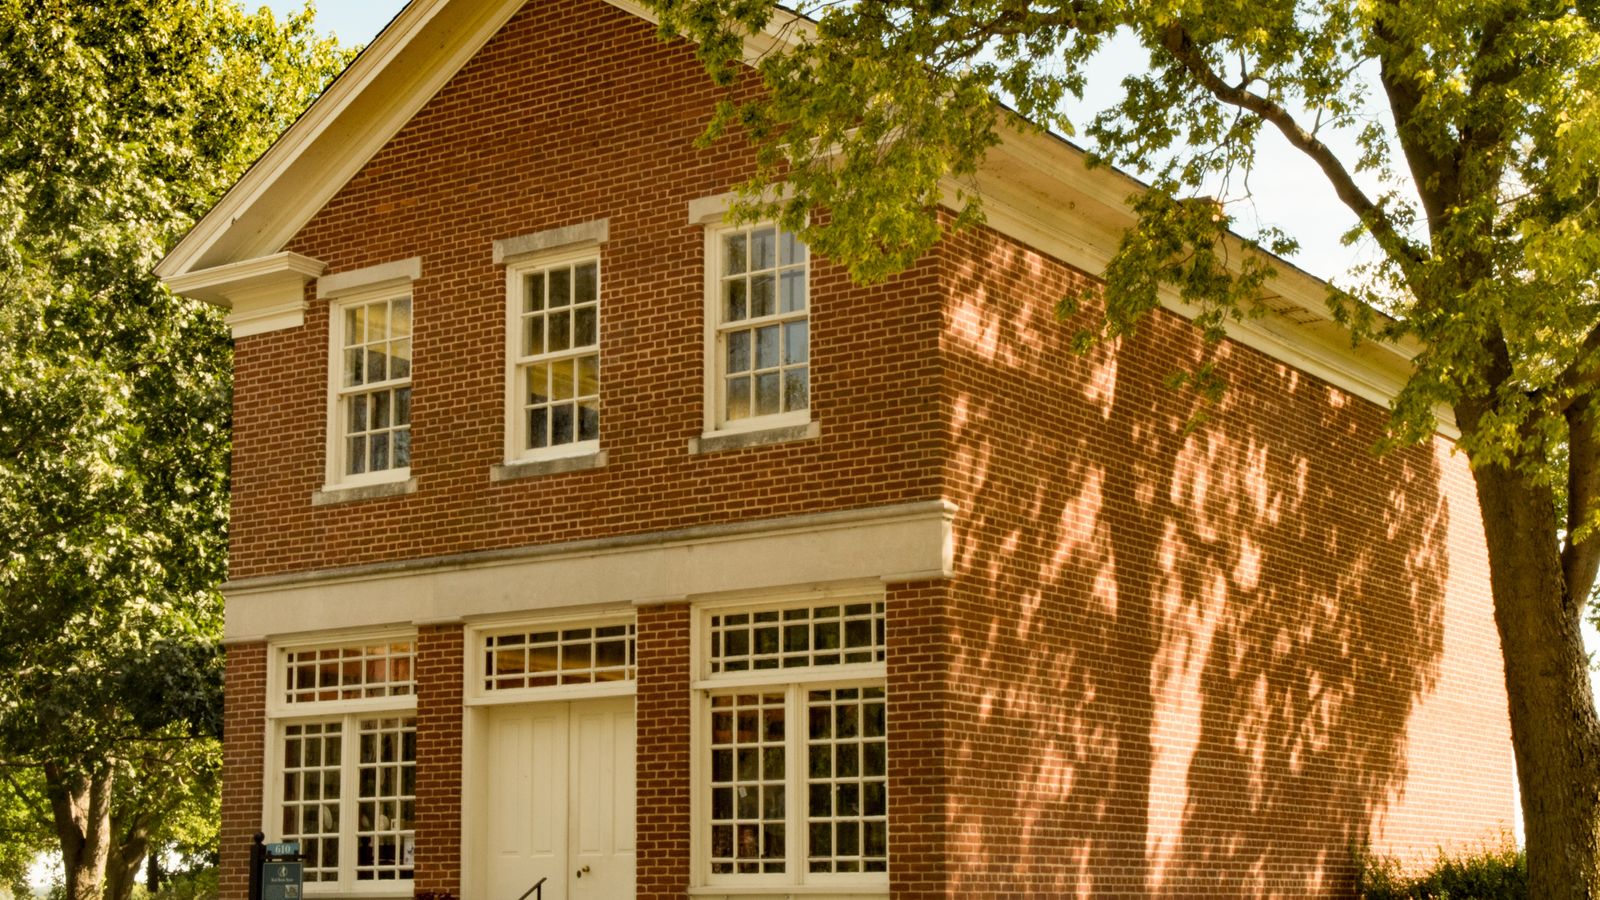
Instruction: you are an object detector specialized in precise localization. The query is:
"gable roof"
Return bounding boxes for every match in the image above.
[157,0,1428,425]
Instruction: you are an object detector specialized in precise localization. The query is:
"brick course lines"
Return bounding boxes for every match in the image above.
[230,0,942,583]
[636,604,692,900]
[219,0,1514,895]
[415,625,465,896]
[220,643,266,900]
[930,222,1512,896]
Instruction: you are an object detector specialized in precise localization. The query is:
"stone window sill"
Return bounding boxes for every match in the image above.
[688,421,820,456]
[490,450,607,482]
[311,477,417,507]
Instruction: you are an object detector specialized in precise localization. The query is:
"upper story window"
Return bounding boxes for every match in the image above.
[708,223,809,432]
[334,292,412,483]
[508,254,600,459]
[317,258,421,494]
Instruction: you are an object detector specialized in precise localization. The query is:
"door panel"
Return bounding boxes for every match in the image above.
[485,705,568,900]
[569,696,635,900]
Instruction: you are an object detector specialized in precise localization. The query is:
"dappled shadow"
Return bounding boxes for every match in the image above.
[910,223,1503,896]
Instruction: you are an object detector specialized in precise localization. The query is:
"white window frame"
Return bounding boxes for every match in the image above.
[264,633,419,897]
[503,248,602,464]
[321,262,418,492]
[690,591,888,893]
[701,220,812,437]
[465,610,638,706]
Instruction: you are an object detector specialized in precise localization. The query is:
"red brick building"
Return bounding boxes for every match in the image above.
[158,0,1515,896]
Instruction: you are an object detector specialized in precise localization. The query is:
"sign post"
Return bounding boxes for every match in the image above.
[251,838,303,900]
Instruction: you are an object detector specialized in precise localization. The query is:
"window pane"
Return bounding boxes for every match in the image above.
[526,364,550,404]
[577,355,600,398]
[344,348,363,387]
[579,399,600,442]
[367,347,387,382]
[726,376,750,421]
[784,321,808,364]
[549,311,571,353]
[727,332,751,374]
[345,306,364,347]
[347,437,367,475]
[552,404,574,446]
[367,303,389,342]
[524,272,545,313]
[370,432,389,471]
[724,233,747,276]
[355,717,416,883]
[781,270,806,313]
[391,339,411,380]
[395,387,412,426]
[751,274,775,318]
[725,280,747,322]
[756,325,780,369]
[784,369,808,413]
[374,391,391,429]
[780,230,807,266]
[527,407,548,449]
[349,395,368,432]
[394,430,411,469]
[524,315,545,357]
[575,306,598,348]
[391,297,411,336]
[575,263,598,304]
[755,373,780,417]
[549,267,571,308]
[806,687,887,874]
[752,227,776,270]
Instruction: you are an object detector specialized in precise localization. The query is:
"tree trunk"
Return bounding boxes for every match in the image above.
[42,761,113,900]
[1473,459,1600,898]
[104,821,148,900]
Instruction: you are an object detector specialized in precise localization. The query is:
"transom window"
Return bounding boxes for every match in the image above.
[481,622,636,692]
[284,641,415,705]
[698,597,887,888]
[335,293,412,480]
[510,256,600,458]
[711,224,808,428]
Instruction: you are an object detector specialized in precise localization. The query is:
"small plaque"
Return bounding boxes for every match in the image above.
[263,861,303,900]
[264,842,300,859]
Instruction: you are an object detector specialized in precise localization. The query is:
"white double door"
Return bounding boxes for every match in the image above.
[482,696,635,900]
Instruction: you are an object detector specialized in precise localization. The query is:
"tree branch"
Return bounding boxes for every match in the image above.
[1566,393,1600,609]
[1156,22,1429,280]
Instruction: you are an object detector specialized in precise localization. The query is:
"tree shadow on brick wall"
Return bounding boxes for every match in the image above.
[933,232,1451,897]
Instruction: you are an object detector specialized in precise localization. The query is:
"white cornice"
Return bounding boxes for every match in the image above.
[155,0,525,279]
[163,252,327,338]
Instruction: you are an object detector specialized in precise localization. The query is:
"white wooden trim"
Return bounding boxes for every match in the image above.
[493,218,609,265]
[317,257,423,300]
[222,503,954,642]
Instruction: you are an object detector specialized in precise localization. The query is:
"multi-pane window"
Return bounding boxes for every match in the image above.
[284,641,415,705]
[713,224,808,427]
[481,622,636,692]
[272,639,417,891]
[335,293,412,480]
[700,599,887,887]
[511,257,600,457]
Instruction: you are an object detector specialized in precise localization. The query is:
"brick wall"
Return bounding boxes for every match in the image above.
[636,604,691,900]
[219,642,266,900]
[932,222,1513,896]
[218,0,1514,896]
[414,624,465,897]
[229,0,943,583]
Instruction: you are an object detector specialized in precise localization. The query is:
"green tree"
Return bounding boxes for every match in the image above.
[0,3,351,898]
[647,0,1600,895]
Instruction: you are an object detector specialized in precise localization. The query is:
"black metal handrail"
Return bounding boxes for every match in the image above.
[515,877,548,900]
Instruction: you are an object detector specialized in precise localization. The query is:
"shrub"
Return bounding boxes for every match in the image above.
[1357,835,1525,899]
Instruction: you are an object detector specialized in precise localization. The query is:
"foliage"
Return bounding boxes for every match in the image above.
[1359,836,1527,899]
[0,0,352,895]
[645,0,1600,892]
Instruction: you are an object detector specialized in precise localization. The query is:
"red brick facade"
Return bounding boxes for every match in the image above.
[213,0,1514,897]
